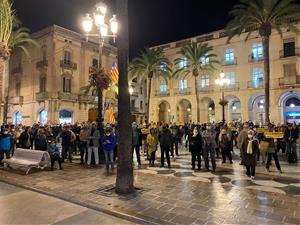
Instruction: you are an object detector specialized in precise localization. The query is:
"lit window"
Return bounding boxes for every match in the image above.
[201,55,209,65]
[160,63,167,71]
[252,68,264,88]
[63,77,71,93]
[251,43,263,60]
[201,75,210,88]
[225,72,235,84]
[224,49,235,63]
[179,79,187,90]
[63,50,71,65]
[178,58,188,69]
[14,111,22,126]
[39,110,48,125]
[160,81,167,93]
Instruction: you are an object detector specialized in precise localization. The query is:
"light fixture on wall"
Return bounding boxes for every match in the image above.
[187,108,191,112]
[290,103,295,108]
[168,109,171,113]
[209,107,212,111]
[232,105,237,110]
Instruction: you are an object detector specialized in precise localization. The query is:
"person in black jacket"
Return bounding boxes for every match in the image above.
[189,127,202,170]
[284,123,299,163]
[34,128,48,151]
[19,127,31,149]
[159,124,172,168]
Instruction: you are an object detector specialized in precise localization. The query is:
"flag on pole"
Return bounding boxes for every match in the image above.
[110,62,119,84]
[108,107,116,124]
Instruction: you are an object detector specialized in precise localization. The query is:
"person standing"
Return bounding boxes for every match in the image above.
[284,123,299,163]
[266,137,282,173]
[159,124,172,168]
[189,127,203,170]
[87,122,100,166]
[237,122,250,164]
[102,126,117,174]
[241,130,259,179]
[146,128,159,167]
[170,123,179,157]
[0,129,13,167]
[34,129,48,151]
[59,125,74,163]
[47,137,62,170]
[132,122,142,166]
[219,127,233,164]
[202,123,217,173]
[19,127,31,149]
[79,124,89,164]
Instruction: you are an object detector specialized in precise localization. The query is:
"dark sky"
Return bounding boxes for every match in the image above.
[13,0,240,58]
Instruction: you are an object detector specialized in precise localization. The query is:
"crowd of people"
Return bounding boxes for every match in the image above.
[0,120,299,178]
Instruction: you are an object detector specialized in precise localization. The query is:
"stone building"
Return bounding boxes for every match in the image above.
[149,24,300,125]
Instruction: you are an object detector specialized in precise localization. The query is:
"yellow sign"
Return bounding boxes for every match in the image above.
[257,128,269,133]
[264,132,284,139]
[228,127,236,131]
[141,128,150,134]
[176,122,184,126]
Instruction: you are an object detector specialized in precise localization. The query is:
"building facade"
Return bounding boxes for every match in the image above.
[149,24,300,125]
[7,25,119,125]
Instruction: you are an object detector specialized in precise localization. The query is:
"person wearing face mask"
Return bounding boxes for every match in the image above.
[241,130,259,179]
[202,123,217,173]
[87,122,100,166]
[237,122,250,164]
[146,128,158,167]
[132,122,142,166]
[284,123,299,163]
[102,126,117,174]
[189,127,203,170]
[219,127,233,164]
[47,137,62,170]
[0,129,13,167]
[159,123,172,168]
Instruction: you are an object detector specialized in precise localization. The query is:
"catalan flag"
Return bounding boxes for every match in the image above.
[108,107,116,124]
[110,62,119,84]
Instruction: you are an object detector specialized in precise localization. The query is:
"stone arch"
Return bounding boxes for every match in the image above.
[226,95,241,122]
[176,99,192,123]
[158,100,171,123]
[278,91,300,124]
[200,97,215,123]
[248,93,265,125]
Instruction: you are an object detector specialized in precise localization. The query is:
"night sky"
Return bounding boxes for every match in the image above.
[12,0,291,58]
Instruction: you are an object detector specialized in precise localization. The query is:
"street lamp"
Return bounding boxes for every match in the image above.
[129,86,134,95]
[82,3,118,132]
[215,71,230,123]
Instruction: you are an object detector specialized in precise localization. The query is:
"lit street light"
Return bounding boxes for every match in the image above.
[215,71,230,123]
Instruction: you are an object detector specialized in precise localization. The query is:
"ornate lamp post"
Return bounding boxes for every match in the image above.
[82,3,118,131]
[215,72,230,123]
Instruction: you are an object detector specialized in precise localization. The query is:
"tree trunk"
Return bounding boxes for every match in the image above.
[0,58,4,123]
[115,0,134,194]
[194,76,200,123]
[147,78,152,123]
[262,36,270,124]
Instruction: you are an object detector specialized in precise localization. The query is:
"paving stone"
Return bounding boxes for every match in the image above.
[171,215,197,225]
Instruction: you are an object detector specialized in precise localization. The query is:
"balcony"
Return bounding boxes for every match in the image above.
[222,82,239,91]
[222,58,237,66]
[131,107,140,113]
[279,75,300,87]
[36,60,48,68]
[11,67,23,74]
[131,92,138,97]
[280,48,300,59]
[247,80,264,89]
[9,96,24,105]
[174,87,192,95]
[248,55,264,63]
[78,95,97,103]
[154,90,170,97]
[198,86,214,93]
[58,92,78,102]
[36,92,50,102]
[60,60,77,70]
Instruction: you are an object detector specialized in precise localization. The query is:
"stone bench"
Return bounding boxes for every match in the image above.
[2,148,51,175]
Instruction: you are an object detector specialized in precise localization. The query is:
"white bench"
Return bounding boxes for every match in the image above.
[2,148,51,175]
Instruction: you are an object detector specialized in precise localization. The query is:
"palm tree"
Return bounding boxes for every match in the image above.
[173,42,219,123]
[129,48,172,122]
[226,0,300,124]
[0,0,38,123]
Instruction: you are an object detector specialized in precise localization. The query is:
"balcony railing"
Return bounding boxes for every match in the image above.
[222,58,237,66]
[279,75,300,86]
[36,92,50,102]
[222,82,239,91]
[131,106,140,113]
[11,67,23,74]
[131,92,138,97]
[154,90,170,97]
[9,96,24,105]
[36,60,48,68]
[78,95,97,103]
[280,48,300,58]
[174,87,192,95]
[247,80,264,89]
[198,86,214,93]
[60,60,77,70]
[58,92,78,101]
[248,55,264,63]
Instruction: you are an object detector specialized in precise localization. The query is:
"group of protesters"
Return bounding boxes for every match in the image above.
[0,120,299,178]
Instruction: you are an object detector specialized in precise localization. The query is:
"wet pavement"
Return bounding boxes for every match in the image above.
[0,147,299,225]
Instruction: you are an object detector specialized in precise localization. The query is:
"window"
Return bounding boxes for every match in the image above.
[131,99,135,109]
[252,68,264,88]
[63,77,71,93]
[14,111,22,126]
[160,63,167,71]
[41,46,47,61]
[251,43,263,60]
[179,79,187,90]
[63,50,71,65]
[201,75,210,88]
[39,109,48,125]
[140,101,143,110]
[160,81,167,93]
[40,77,46,92]
[178,58,188,69]
[140,87,143,95]
[224,49,235,63]
[201,55,209,65]
[16,81,21,96]
[283,38,295,57]
[225,72,235,84]
[283,63,297,77]
[92,58,98,67]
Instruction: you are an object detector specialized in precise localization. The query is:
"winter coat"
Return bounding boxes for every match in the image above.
[132,128,142,146]
[146,133,158,155]
[88,128,100,147]
[34,134,48,151]
[102,134,116,152]
[219,133,231,149]
[241,138,259,166]
[189,134,202,153]
[237,128,249,149]
[48,144,60,156]
[159,129,173,147]
[19,131,31,148]
[0,134,13,152]
[284,129,299,143]
[202,129,216,149]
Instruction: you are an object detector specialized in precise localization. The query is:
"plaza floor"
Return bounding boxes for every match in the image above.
[0,147,299,225]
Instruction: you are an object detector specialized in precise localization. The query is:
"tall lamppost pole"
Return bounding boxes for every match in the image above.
[82,3,118,131]
[215,72,230,123]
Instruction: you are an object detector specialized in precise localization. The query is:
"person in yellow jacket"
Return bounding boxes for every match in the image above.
[147,128,158,167]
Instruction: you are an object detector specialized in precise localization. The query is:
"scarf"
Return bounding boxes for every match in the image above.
[247,139,253,154]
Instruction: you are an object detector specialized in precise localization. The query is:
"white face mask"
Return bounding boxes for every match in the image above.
[193,130,198,136]
[248,134,253,139]
[206,126,211,130]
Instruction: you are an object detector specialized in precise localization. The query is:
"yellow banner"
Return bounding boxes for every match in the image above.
[257,128,269,133]
[264,132,284,139]
[141,128,150,134]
